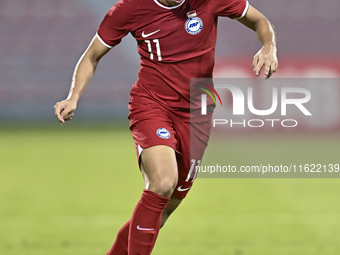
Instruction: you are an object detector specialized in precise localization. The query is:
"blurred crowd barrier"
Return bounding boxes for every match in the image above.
[0,0,339,126]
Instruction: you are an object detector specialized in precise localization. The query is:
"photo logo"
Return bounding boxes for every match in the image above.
[192,79,313,129]
[212,85,312,128]
[196,82,222,115]
[214,85,311,116]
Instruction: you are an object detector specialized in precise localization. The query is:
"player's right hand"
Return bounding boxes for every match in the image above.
[54,99,77,123]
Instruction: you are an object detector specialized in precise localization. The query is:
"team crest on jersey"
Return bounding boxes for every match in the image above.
[185,16,203,35]
[156,128,170,139]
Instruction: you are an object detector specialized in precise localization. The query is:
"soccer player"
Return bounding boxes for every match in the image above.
[54,0,278,254]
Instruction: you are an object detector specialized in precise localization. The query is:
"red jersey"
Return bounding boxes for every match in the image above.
[97,0,248,121]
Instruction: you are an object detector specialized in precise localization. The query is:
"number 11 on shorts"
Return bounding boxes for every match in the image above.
[186,159,201,182]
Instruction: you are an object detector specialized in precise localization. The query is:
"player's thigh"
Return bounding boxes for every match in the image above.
[129,102,181,197]
[140,145,178,197]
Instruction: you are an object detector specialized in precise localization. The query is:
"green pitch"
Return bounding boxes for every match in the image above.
[1,126,340,255]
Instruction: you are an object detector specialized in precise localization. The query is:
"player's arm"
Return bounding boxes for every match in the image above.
[237,5,278,79]
[54,35,111,123]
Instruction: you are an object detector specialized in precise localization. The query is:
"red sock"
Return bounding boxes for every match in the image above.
[128,189,170,255]
[106,220,130,255]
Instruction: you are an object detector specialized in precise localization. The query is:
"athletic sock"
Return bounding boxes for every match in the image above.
[106,220,130,255]
[128,189,170,255]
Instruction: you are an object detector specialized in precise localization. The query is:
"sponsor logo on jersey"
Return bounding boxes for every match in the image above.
[156,128,170,139]
[185,16,203,35]
[141,29,161,38]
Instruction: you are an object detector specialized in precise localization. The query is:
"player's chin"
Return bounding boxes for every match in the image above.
[167,0,184,6]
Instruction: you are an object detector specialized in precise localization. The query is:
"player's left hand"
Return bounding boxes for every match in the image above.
[253,44,278,79]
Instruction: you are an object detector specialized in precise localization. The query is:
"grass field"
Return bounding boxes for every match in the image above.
[1,126,340,255]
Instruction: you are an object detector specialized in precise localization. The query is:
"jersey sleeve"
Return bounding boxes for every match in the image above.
[213,0,249,19]
[97,0,134,48]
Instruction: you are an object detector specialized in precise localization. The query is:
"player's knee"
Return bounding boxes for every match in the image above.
[149,177,178,197]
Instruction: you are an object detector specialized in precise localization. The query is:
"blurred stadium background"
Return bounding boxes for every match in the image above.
[1,0,340,254]
[0,0,339,123]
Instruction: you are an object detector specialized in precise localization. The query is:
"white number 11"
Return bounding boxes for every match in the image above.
[145,39,162,61]
[186,159,201,182]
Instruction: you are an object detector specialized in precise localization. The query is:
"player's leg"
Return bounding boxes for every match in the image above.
[161,195,182,228]
[106,196,182,255]
[140,145,178,197]
[107,102,188,255]
[127,145,177,254]
[125,116,211,255]
[106,220,130,255]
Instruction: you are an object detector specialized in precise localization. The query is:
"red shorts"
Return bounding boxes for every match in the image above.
[128,100,211,199]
